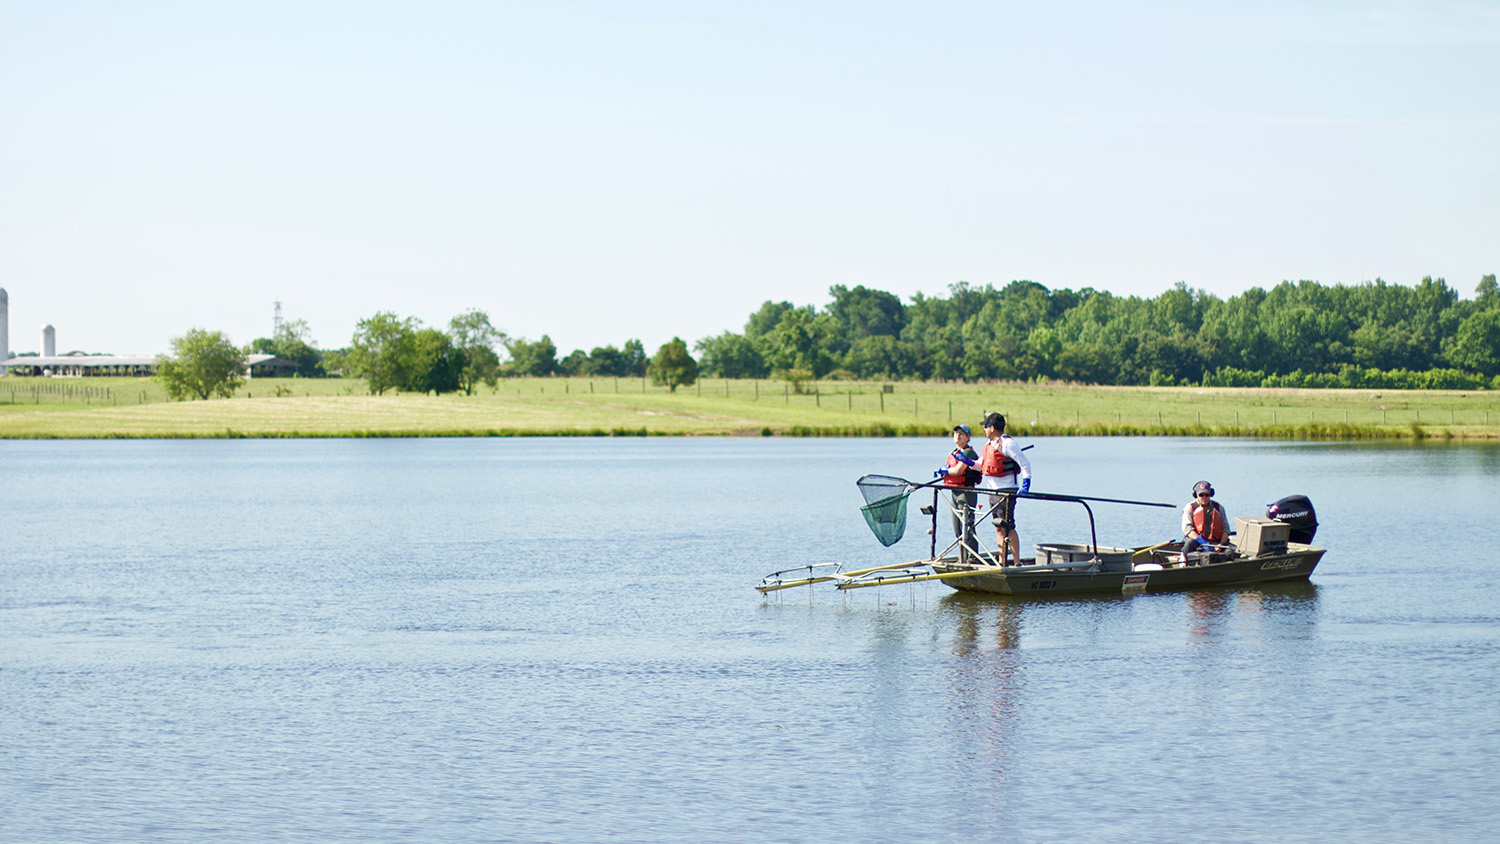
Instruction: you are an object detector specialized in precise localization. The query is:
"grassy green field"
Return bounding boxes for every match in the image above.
[3,375,1500,439]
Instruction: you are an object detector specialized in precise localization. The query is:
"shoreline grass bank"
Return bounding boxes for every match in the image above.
[3,376,1498,441]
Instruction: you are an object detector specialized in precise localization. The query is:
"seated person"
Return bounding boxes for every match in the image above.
[1181,480,1230,554]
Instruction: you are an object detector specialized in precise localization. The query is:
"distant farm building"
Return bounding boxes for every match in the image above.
[1,353,296,378]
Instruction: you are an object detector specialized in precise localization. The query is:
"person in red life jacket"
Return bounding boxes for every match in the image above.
[978,412,1032,567]
[935,423,981,555]
[1181,480,1230,555]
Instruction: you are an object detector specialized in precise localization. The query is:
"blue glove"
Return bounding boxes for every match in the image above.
[951,449,976,468]
[934,469,946,479]
[1019,477,1031,495]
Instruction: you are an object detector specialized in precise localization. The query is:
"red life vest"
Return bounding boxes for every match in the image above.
[980,437,1020,478]
[1191,502,1228,543]
[945,449,980,487]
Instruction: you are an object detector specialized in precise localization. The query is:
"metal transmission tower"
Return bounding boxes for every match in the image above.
[274,300,283,337]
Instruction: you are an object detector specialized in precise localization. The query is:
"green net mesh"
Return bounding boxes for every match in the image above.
[856,475,912,547]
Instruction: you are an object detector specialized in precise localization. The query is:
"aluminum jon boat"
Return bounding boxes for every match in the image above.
[756,477,1324,598]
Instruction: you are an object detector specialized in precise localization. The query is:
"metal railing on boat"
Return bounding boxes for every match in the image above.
[758,478,1175,594]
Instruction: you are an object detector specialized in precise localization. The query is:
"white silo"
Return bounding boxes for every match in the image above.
[0,288,8,365]
[43,324,56,358]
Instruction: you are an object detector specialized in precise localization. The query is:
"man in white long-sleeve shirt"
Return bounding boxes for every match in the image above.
[978,412,1032,567]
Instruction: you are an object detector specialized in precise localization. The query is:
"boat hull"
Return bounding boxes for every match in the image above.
[932,544,1325,597]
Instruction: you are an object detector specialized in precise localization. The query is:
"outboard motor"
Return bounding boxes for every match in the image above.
[1267,495,1317,544]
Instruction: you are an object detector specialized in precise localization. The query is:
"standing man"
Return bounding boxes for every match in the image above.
[938,423,981,561]
[979,412,1032,567]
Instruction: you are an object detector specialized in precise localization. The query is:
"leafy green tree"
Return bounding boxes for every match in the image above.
[842,335,908,379]
[621,339,648,376]
[825,285,906,358]
[1054,341,1113,384]
[155,328,247,400]
[1448,309,1500,377]
[759,308,835,377]
[580,345,625,376]
[1477,274,1499,309]
[556,349,589,376]
[319,348,348,376]
[347,312,419,394]
[404,328,462,394]
[505,335,558,377]
[744,301,797,339]
[648,337,698,392]
[448,309,507,394]
[694,332,767,378]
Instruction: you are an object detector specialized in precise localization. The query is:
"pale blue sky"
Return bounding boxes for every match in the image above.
[3,1,1496,356]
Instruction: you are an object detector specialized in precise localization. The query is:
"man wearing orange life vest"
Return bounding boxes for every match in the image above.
[1181,480,1230,555]
[978,412,1032,567]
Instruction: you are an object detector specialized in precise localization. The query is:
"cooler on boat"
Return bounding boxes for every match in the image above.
[1234,517,1289,557]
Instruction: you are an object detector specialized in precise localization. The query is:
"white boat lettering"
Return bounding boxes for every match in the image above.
[1123,575,1150,585]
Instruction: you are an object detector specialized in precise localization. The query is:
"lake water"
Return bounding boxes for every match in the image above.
[4,436,1499,843]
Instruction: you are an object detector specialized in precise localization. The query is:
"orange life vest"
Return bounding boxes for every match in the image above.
[1191,502,1228,543]
[980,437,1020,478]
[945,449,980,487]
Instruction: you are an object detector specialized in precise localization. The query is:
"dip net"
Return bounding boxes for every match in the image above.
[856,474,912,547]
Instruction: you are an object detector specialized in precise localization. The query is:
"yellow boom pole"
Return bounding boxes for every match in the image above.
[835,567,995,590]
[756,561,924,593]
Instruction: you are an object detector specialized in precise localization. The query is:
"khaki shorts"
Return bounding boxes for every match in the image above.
[988,489,1017,532]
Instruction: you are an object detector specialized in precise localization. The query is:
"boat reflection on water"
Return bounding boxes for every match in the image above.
[937,579,1321,652]
[943,593,1025,655]
[1186,580,1321,641]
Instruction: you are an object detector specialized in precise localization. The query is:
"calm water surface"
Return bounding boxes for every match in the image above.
[4,437,1499,843]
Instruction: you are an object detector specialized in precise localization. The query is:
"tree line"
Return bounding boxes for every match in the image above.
[157,274,1500,400]
[694,275,1500,390]
[157,310,699,399]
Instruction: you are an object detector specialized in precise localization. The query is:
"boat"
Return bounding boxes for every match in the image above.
[756,477,1325,598]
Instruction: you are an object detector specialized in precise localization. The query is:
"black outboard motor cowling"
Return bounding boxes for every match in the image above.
[1267,495,1317,544]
